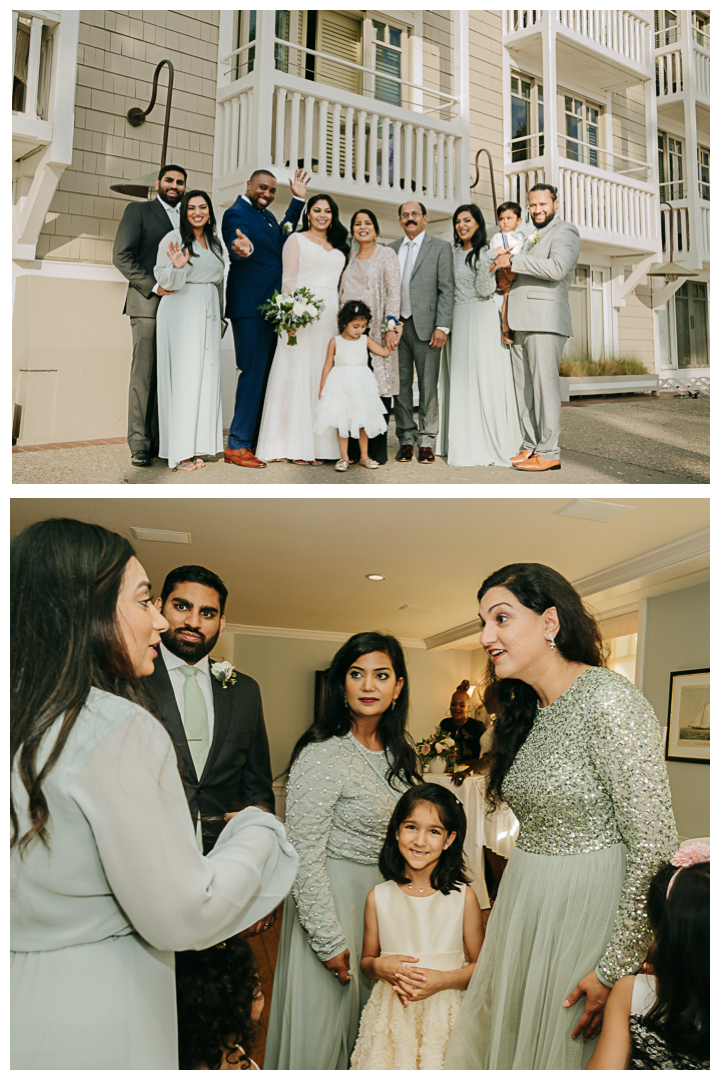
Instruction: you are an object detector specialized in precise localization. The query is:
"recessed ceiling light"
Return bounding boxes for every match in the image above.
[130,527,191,543]
[554,500,635,523]
[366,574,385,581]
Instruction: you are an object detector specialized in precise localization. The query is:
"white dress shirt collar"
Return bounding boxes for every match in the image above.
[161,641,211,680]
[156,196,180,223]
[402,229,426,251]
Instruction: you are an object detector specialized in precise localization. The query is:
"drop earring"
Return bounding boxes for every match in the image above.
[547,634,556,650]
[391,698,397,710]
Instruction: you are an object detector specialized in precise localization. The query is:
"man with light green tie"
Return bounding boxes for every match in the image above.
[143,565,275,863]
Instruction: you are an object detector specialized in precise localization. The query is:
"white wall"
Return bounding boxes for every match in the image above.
[230,633,471,777]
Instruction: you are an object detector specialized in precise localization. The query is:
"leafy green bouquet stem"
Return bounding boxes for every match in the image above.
[259,286,325,346]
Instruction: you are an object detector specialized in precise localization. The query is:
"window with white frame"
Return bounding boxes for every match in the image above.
[658,132,685,201]
[510,74,543,162]
[697,146,710,201]
[562,94,601,167]
[654,10,678,48]
[566,265,607,360]
[692,10,710,48]
[371,18,404,107]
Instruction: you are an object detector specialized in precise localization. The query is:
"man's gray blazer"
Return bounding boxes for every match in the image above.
[112,198,176,318]
[507,217,581,337]
[388,232,454,341]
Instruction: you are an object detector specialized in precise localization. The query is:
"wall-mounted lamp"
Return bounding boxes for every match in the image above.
[110,59,175,199]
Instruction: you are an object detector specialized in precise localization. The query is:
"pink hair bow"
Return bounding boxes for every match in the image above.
[666,842,710,898]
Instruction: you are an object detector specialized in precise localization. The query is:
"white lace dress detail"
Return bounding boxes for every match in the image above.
[314,335,388,441]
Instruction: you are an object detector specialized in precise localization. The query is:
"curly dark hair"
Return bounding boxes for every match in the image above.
[338,299,372,332]
[477,563,606,811]
[286,631,420,791]
[642,858,710,1064]
[175,937,262,1070]
[380,783,470,894]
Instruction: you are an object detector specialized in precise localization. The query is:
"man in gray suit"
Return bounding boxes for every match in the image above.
[112,164,187,467]
[388,202,454,463]
[491,183,581,473]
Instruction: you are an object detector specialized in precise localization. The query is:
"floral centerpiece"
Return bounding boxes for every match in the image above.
[259,286,325,346]
[415,727,469,775]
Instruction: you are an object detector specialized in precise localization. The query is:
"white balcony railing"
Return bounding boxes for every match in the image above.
[504,9,651,67]
[660,201,710,264]
[508,133,652,183]
[215,64,463,210]
[506,157,657,251]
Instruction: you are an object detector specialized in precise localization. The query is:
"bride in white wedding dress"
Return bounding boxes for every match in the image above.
[255,195,348,464]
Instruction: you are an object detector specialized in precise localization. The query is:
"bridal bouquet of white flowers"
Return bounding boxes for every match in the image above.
[259,286,325,346]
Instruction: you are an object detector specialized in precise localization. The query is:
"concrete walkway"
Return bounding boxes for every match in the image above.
[12,395,709,486]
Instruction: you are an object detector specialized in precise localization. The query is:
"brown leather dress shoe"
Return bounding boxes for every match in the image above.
[418,447,435,463]
[224,447,266,468]
[512,454,561,472]
[510,448,533,465]
[395,444,414,462]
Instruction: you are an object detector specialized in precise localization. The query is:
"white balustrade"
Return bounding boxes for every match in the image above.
[655,49,682,101]
[558,163,656,245]
[693,46,710,100]
[505,164,546,208]
[699,206,709,263]
[504,10,650,66]
[216,84,254,175]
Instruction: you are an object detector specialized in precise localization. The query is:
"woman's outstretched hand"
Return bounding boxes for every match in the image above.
[167,240,190,269]
[322,948,352,984]
[563,970,611,1041]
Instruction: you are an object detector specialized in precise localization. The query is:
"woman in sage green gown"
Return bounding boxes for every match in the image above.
[265,631,421,1070]
[437,204,522,467]
[443,562,677,1071]
[11,520,297,1070]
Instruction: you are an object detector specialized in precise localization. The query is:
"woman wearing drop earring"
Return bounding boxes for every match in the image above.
[265,632,421,1070]
[443,563,677,1072]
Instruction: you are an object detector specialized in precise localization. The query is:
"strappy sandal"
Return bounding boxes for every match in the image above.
[175,458,200,472]
[192,458,206,469]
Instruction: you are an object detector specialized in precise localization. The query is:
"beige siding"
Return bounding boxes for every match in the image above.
[610,84,648,169]
[422,10,454,119]
[468,10,504,223]
[35,9,220,265]
[617,282,657,372]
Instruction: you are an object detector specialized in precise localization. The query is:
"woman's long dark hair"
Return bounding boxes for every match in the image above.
[379,783,470,894]
[176,937,262,1070]
[478,563,606,810]
[299,193,349,256]
[642,859,710,1063]
[453,203,487,268]
[11,519,149,851]
[179,189,224,263]
[286,631,420,790]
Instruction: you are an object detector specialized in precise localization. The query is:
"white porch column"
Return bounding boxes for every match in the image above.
[541,11,560,195]
[25,17,44,121]
[678,9,702,269]
[453,9,470,203]
[255,10,276,171]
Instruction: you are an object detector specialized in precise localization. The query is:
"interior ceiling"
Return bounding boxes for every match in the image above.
[10,498,709,646]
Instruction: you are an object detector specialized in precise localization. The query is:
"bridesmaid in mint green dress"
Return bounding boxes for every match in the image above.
[11,520,297,1069]
[265,632,420,1070]
[437,204,522,466]
[443,562,677,1071]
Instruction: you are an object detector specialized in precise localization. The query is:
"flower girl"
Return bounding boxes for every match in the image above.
[315,300,399,472]
[350,784,483,1070]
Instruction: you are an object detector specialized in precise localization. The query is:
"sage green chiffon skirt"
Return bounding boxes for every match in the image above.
[265,858,381,1070]
[444,843,626,1071]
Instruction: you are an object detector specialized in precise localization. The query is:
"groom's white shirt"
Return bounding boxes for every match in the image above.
[160,641,216,743]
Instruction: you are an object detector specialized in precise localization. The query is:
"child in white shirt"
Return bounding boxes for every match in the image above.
[489,201,525,346]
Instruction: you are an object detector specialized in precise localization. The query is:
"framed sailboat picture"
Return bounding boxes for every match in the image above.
[665,669,710,764]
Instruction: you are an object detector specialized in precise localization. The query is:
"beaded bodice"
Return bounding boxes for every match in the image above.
[452,246,497,305]
[284,734,405,961]
[503,667,677,984]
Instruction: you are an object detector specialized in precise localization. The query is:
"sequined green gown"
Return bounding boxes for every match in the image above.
[443,667,677,1071]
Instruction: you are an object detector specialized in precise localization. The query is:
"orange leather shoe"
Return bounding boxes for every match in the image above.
[512,454,561,472]
[224,447,267,468]
[510,448,533,465]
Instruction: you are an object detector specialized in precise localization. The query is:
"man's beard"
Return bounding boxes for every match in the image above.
[161,625,221,663]
[248,193,272,212]
[533,209,556,229]
[162,190,182,207]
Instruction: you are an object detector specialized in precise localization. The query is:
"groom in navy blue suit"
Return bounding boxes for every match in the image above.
[221,168,310,468]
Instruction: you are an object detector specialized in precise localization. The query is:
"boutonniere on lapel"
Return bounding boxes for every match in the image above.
[283,222,294,236]
[527,231,542,249]
[211,660,238,690]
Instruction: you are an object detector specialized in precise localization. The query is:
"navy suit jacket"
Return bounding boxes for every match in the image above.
[142,651,275,854]
[222,195,304,319]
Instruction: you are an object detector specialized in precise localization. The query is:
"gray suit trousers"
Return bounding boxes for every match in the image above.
[510,331,567,460]
[128,317,159,455]
[394,316,442,448]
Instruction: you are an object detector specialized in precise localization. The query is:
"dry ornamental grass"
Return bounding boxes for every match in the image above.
[558,356,649,378]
